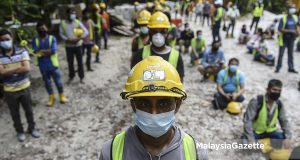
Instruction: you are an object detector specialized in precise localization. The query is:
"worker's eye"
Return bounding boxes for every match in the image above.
[157,99,174,109]
[134,100,151,109]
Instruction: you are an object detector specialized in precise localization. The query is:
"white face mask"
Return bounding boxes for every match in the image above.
[289,8,296,14]
[140,26,149,34]
[152,33,165,48]
[70,14,76,20]
[0,40,13,49]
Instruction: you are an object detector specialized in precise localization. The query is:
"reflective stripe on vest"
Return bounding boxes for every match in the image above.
[137,37,144,49]
[278,15,298,46]
[223,69,240,92]
[253,96,279,134]
[61,19,81,38]
[88,20,94,40]
[253,4,264,17]
[34,35,59,67]
[142,45,180,68]
[111,131,197,160]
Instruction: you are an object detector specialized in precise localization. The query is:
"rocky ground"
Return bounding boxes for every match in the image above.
[0,11,300,160]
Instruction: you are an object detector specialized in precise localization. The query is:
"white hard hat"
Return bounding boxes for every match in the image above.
[215,0,223,5]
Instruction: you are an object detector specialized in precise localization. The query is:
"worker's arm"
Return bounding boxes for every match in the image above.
[235,84,245,99]
[41,36,57,57]
[278,103,291,139]
[79,21,89,39]
[15,60,30,74]
[243,98,260,142]
[0,64,20,77]
[216,70,230,99]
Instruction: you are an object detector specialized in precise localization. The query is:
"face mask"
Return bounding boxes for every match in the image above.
[70,14,76,21]
[197,35,202,40]
[140,26,149,34]
[152,33,165,48]
[233,6,237,9]
[289,8,296,14]
[135,109,175,138]
[229,65,238,72]
[269,92,281,101]
[0,40,13,49]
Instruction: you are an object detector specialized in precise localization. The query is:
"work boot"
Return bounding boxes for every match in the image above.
[47,94,55,107]
[17,133,26,142]
[59,93,69,104]
[30,129,40,139]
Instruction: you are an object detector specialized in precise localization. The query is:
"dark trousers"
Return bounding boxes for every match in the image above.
[212,25,221,42]
[250,16,260,33]
[5,87,35,133]
[66,46,84,79]
[102,29,109,49]
[82,44,93,70]
[213,92,245,110]
[40,68,64,94]
[95,33,101,62]
[202,14,210,26]
[276,38,295,71]
[195,13,202,23]
[227,19,236,36]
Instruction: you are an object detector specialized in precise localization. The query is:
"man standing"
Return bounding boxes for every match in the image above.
[275,5,299,73]
[226,4,240,38]
[82,9,95,71]
[0,29,40,142]
[32,22,68,107]
[100,2,110,50]
[91,4,103,62]
[250,0,264,34]
[59,8,88,84]
[211,0,224,42]
[202,0,211,26]
[99,56,208,160]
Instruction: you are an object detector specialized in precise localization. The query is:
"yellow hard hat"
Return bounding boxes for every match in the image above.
[92,3,100,10]
[73,28,84,38]
[226,102,242,114]
[100,2,106,9]
[154,4,163,12]
[148,11,171,29]
[91,44,99,54]
[269,149,291,160]
[160,0,166,5]
[147,2,154,8]
[20,40,28,47]
[137,10,151,25]
[120,56,186,100]
[134,1,140,6]
[257,138,273,153]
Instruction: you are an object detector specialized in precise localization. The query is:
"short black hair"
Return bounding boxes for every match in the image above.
[212,40,221,46]
[196,30,202,35]
[0,29,13,37]
[268,79,283,89]
[66,8,75,14]
[228,58,239,65]
[36,21,47,29]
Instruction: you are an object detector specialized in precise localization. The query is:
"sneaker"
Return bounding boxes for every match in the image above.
[80,79,85,84]
[67,78,74,84]
[288,69,298,74]
[275,69,279,73]
[30,129,40,138]
[87,68,94,72]
[17,133,26,142]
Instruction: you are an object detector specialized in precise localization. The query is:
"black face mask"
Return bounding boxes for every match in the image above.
[38,30,47,38]
[269,92,281,101]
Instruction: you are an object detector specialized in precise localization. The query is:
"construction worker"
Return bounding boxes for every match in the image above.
[100,2,110,50]
[131,10,151,62]
[82,9,95,71]
[238,24,250,44]
[213,58,245,110]
[253,33,275,66]
[211,0,224,42]
[226,3,240,38]
[197,40,225,82]
[165,12,178,48]
[131,11,185,82]
[91,4,103,62]
[242,79,291,149]
[194,0,203,24]
[202,0,211,26]
[32,22,68,107]
[250,0,264,34]
[59,8,88,84]
[191,30,206,65]
[275,4,299,73]
[0,29,40,142]
[99,56,208,160]
[179,23,194,54]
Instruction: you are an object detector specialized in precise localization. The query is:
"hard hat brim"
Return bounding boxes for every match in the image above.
[148,24,171,29]
[126,91,184,99]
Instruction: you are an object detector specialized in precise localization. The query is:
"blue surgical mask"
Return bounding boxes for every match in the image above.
[140,26,149,34]
[0,40,13,49]
[135,109,175,138]
[197,35,202,40]
[229,65,238,72]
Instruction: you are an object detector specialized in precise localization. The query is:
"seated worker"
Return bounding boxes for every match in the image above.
[190,30,206,66]
[213,58,245,110]
[198,40,225,81]
[238,24,250,44]
[264,19,278,39]
[98,56,208,160]
[242,79,291,149]
[179,23,194,54]
[253,33,275,66]
[247,28,263,53]
[131,11,184,82]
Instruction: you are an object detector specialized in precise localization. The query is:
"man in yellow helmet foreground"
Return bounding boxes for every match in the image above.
[99,56,207,160]
[131,11,185,82]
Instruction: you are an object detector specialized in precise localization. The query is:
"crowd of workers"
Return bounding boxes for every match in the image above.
[0,0,300,159]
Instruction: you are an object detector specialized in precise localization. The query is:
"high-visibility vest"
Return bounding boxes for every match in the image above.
[137,37,145,49]
[142,45,180,68]
[61,19,81,38]
[253,4,264,17]
[214,7,224,22]
[228,8,239,18]
[191,38,206,52]
[278,15,298,46]
[111,131,197,160]
[95,13,103,34]
[86,19,94,40]
[253,96,279,134]
[223,69,240,92]
[34,35,59,67]
[168,24,178,48]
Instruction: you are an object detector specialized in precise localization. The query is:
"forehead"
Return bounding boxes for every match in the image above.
[0,34,12,40]
[270,86,282,90]
[134,96,174,101]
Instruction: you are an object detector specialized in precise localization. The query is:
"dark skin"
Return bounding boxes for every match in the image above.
[130,96,182,156]
[36,25,52,57]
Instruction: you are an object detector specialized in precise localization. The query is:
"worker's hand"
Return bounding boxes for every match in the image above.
[225,93,232,101]
[232,93,238,101]
[282,139,292,149]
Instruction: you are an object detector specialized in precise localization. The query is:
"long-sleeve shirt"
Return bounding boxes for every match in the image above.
[59,19,88,47]
[201,48,225,68]
[243,96,291,141]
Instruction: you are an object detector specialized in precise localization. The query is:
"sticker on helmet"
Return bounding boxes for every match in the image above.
[143,70,165,81]
[156,16,165,22]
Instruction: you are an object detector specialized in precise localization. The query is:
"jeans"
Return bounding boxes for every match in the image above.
[95,32,101,62]
[227,19,236,36]
[5,87,35,133]
[213,92,245,109]
[247,44,254,53]
[82,44,93,69]
[250,17,260,33]
[66,46,84,79]
[254,131,285,148]
[202,14,210,26]
[102,29,109,49]
[276,38,295,71]
[40,68,64,94]
[212,25,221,42]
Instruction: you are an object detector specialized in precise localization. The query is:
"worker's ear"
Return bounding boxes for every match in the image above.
[130,99,136,113]
[175,98,182,114]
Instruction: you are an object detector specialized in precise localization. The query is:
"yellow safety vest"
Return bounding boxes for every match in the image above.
[168,24,178,48]
[253,4,264,17]
[278,15,298,46]
[191,38,206,52]
[87,19,94,40]
[34,35,59,67]
[214,7,224,22]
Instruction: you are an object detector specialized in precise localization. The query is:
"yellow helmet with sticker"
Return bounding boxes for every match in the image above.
[121,56,186,100]
[148,11,170,29]
[137,10,151,25]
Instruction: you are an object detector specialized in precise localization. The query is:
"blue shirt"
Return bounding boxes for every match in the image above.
[217,69,245,93]
[278,15,297,39]
[32,35,57,71]
[201,48,225,68]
